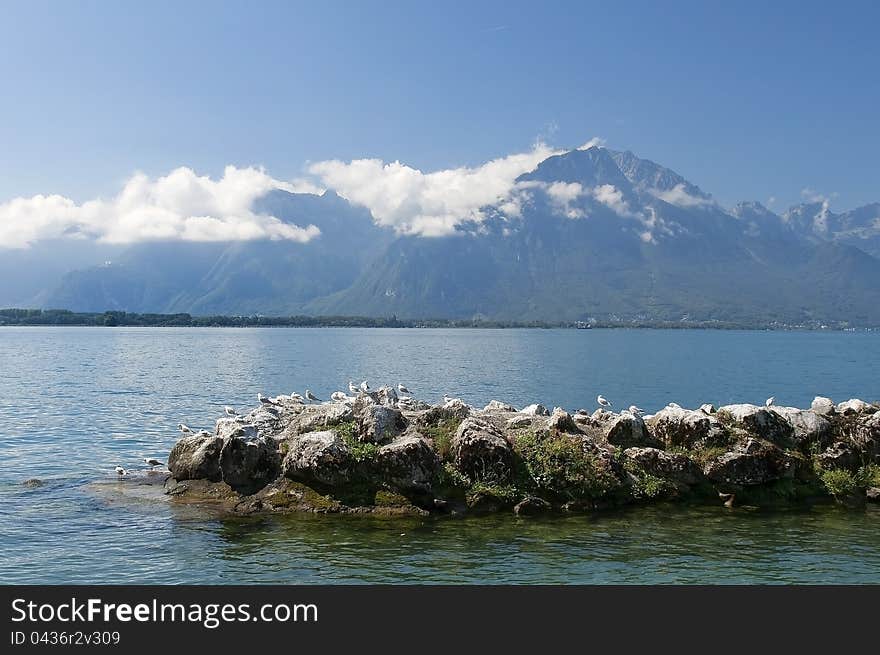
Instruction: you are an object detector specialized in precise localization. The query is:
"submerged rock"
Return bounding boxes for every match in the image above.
[168,433,224,482]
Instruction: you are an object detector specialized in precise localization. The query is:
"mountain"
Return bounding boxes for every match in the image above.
[6,146,880,326]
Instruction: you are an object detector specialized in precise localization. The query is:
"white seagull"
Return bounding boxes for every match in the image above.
[290,392,305,403]
[443,395,453,404]
[360,380,370,392]
[597,395,613,409]
[349,380,359,394]
[305,389,322,402]
[178,423,193,434]
[398,383,410,394]
[331,391,347,402]
[115,466,127,476]
[224,406,237,417]
[143,458,162,469]
[765,396,775,407]
[628,405,644,415]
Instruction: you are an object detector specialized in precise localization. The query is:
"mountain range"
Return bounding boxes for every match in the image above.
[4,146,880,326]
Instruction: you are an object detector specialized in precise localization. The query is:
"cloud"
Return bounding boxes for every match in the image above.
[308,141,572,237]
[577,137,606,150]
[0,166,321,249]
[647,183,711,208]
[545,181,586,218]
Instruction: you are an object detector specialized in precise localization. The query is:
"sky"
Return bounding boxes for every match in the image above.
[0,0,878,246]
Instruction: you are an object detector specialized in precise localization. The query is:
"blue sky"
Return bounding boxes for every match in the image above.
[0,0,877,212]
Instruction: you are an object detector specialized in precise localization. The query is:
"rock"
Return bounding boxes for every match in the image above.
[647,405,728,449]
[215,418,257,441]
[699,404,716,415]
[817,442,860,471]
[452,417,513,482]
[836,398,873,415]
[769,406,832,448]
[287,403,353,434]
[483,400,518,412]
[514,496,551,516]
[851,412,880,461]
[419,399,471,425]
[356,404,407,443]
[521,403,550,417]
[547,408,578,432]
[219,437,281,495]
[376,385,399,407]
[623,447,703,486]
[704,438,794,486]
[867,487,880,502]
[22,478,44,488]
[603,412,657,449]
[506,415,533,430]
[376,435,440,493]
[281,430,353,487]
[811,396,835,415]
[168,433,224,481]
[716,404,794,445]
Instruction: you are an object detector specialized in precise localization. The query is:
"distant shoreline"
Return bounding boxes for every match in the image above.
[1,308,876,331]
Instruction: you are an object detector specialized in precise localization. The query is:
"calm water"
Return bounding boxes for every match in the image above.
[0,326,878,584]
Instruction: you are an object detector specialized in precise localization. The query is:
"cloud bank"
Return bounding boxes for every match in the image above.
[0,166,321,249]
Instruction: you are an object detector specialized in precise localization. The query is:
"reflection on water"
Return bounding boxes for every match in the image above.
[1,326,878,584]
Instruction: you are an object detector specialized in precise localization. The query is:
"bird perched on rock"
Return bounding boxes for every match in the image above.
[765,396,775,407]
[305,389,322,402]
[290,392,305,403]
[597,395,613,409]
[224,406,237,417]
[178,423,192,434]
[360,380,370,392]
[331,391,347,402]
[144,458,162,469]
[115,466,127,476]
[349,380,359,394]
[627,405,644,416]
[398,383,410,394]
[443,395,453,404]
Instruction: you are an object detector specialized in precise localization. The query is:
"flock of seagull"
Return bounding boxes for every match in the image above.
[113,381,779,477]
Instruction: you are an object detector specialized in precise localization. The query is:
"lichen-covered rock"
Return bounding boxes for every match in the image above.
[647,405,728,449]
[376,385,399,407]
[836,398,874,415]
[219,437,281,495]
[603,412,657,449]
[521,403,550,417]
[817,442,859,471]
[703,438,794,486]
[287,403,353,435]
[623,447,703,486]
[514,496,551,516]
[356,404,407,443]
[376,434,440,493]
[215,418,258,441]
[483,400,518,412]
[452,417,513,482]
[547,408,577,432]
[506,415,533,430]
[419,399,471,426]
[281,430,353,487]
[167,433,224,482]
[769,406,832,447]
[716,404,794,445]
[811,396,835,415]
[699,404,716,415]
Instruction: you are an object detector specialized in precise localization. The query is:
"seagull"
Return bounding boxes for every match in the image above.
[224,406,237,417]
[305,389,322,402]
[443,395,453,404]
[331,391,347,402]
[628,405,644,416]
[597,395,613,409]
[765,396,775,407]
[349,380,359,394]
[115,466,127,476]
[398,383,410,394]
[143,458,162,469]
[360,380,370,392]
[178,423,193,434]
[290,392,305,403]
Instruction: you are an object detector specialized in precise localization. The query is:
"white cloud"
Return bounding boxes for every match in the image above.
[545,181,586,218]
[577,137,606,150]
[307,141,570,237]
[591,184,633,216]
[647,183,711,208]
[0,166,321,249]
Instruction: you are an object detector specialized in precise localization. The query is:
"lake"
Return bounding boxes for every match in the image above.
[1,326,878,584]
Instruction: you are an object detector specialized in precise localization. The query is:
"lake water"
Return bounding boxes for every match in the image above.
[1,326,878,584]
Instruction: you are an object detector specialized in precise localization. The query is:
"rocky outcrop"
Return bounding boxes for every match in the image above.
[483,400,518,412]
[716,404,794,446]
[836,398,874,415]
[376,434,439,493]
[704,438,794,486]
[281,430,353,487]
[547,408,578,432]
[219,437,280,495]
[770,406,832,447]
[521,403,550,417]
[357,404,407,443]
[811,396,835,415]
[647,405,727,449]
[624,447,703,486]
[168,433,224,481]
[451,417,512,482]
